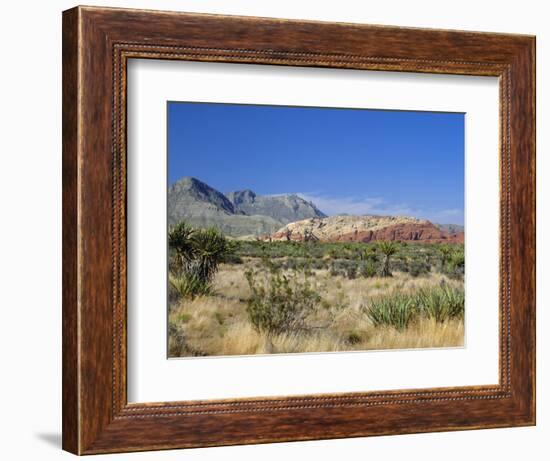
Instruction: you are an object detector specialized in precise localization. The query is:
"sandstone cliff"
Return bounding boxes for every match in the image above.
[269,215,464,244]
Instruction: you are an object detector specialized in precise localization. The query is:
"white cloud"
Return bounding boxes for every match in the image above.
[295,192,463,225]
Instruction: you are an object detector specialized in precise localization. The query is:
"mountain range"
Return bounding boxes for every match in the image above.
[167,176,464,243]
[168,177,325,237]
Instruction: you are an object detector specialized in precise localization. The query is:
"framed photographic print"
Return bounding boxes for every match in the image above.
[62,6,535,455]
[164,102,466,359]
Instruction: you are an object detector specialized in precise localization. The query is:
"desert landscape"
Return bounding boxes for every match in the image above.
[167,177,465,357]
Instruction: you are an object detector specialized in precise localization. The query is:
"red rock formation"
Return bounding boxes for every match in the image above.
[334,223,464,244]
[270,220,463,244]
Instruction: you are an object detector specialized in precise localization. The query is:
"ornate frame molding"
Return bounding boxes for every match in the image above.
[63,6,535,454]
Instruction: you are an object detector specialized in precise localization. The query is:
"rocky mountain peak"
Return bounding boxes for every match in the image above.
[168,177,326,237]
[225,188,326,224]
[225,189,257,205]
[169,176,235,215]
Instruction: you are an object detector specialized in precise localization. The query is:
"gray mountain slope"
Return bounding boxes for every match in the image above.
[168,176,235,217]
[168,177,464,239]
[168,177,322,237]
[435,223,465,234]
[225,189,326,224]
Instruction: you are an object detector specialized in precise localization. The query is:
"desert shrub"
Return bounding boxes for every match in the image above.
[345,265,358,279]
[329,263,340,277]
[223,253,243,264]
[360,261,377,278]
[214,311,225,325]
[414,284,465,322]
[177,312,192,323]
[310,258,326,270]
[244,265,322,335]
[443,266,464,280]
[438,244,454,267]
[169,273,211,300]
[450,249,465,268]
[168,322,207,357]
[168,322,187,357]
[345,330,363,345]
[443,248,465,279]
[365,292,417,330]
[360,245,378,261]
[390,255,406,272]
[408,260,431,277]
[284,258,298,271]
[434,244,465,279]
[363,283,464,330]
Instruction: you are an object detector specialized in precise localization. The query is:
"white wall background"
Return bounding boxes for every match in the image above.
[0,1,545,459]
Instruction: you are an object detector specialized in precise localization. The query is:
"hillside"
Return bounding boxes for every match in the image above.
[436,223,465,234]
[226,189,326,224]
[168,177,464,242]
[269,215,464,243]
[168,177,324,237]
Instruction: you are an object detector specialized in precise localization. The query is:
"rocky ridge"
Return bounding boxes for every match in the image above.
[268,215,464,244]
[168,177,325,237]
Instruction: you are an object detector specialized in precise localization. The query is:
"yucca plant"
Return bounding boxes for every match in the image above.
[169,273,211,300]
[377,241,399,277]
[438,244,454,268]
[360,245,378,263]
[168,222,233,300]
[365,292,417,330]
[450,248,465,270]
[168,221,195,273]
[414,285,465,322]
[190,227,233,283]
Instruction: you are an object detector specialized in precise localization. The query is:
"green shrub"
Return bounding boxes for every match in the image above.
[345,265,358,279]
[450,249,465,267]
[223,253,243,265]
[443,248,465,279]
[438,244,454,267]
[177,312,192,323]
[310,258,326,270]
[329,263,340,277]
[169,273,211,300]
[360,261,377,278]
[168,222,234,299]
[245,266,322,335]
[365,292,417,330]
[414,285,465,322]
[407,260,431,277]
[363,284,465,330]
[214,311,225,325]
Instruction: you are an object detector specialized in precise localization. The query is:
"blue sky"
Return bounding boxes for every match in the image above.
[168,102,464,225]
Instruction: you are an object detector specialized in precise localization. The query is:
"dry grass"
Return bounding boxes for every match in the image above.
[361,317,463,350]
[168,263,464,357]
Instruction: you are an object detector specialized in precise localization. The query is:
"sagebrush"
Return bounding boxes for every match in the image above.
[245,263,323,335]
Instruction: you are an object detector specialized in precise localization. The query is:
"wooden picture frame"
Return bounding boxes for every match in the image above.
[62,5,535,455]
